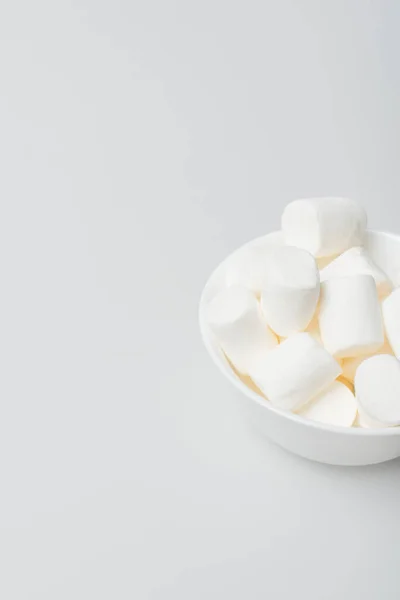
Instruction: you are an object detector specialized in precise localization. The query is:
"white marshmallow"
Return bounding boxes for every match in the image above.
[341,358,363,383]
[353,412,373,428]
[316,255,338,270]
[337,375,353,392]
[320,246,391,298]
[225,356,266,398]
[282,197,367,258]
[353,411,386,428]
[260,246,320,337]
[341,337,394,383]
[356,408,386,429]
[206,285,278,374]
[249,332,341,411]
[382,288,400,357]
[390,269,400,289]
[278,315,345,368]
[305,313,322,344]
[225,246,270,296]
[318,275,384,358]
[355,355,400,427]
[297,381,357,427]
[304,315,345,369]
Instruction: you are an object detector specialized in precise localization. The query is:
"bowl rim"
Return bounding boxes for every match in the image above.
[199,229,400,437]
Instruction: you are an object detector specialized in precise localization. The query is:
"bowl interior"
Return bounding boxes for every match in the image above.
[199,230,400,435]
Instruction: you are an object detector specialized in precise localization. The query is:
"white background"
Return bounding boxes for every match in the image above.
[1,1,400,598]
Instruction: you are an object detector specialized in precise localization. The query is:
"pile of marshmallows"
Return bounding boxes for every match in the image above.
[206,197,400,429]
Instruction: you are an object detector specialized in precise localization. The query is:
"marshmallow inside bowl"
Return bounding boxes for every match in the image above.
[260,246,320,337]
[199,198,400,466]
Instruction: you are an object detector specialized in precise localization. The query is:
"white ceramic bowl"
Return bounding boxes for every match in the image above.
[199,230,400,466]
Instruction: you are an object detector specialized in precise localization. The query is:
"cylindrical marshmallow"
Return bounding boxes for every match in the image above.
[282,197,367,258]
[341,337,394,383]
[305,313,322,345]
[382,288,400,358]
[297,381,357,427]
[336,375,354,392]
[260,246,320,337]
[354,411,387,428]
[278,314,345,368]
[249,332,341,411]
[353,412,374,428]
[389,269,400,289]
[355,354,400,427]
[318,275,384,358]
[226,357,266,398]
[225,246,271,296]
[206,285,278,374]
[317,255,338,270]
[305,315,344,369]
[356,408,386,429]
[320,246,391,298]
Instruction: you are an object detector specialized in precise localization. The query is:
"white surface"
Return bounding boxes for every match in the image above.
[2,1,400,598]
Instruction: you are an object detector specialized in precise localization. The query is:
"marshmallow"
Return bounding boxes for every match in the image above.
[305,317,346,368]
[355,355,400,427]
[318,275,384,358]
[316,255,338,270]
[282,197,367,258]
[356,409,386,429]
[354,411,386,428]
[297,381,357,427]
[225,246,270,296]
[341,358,363,383]
[305,313,322,344]
[337,375,354,392]
[320,246,391,298]
[341,337,394,383]
[225,355,266,398]
[260,246,320,337]
[206,285,278,374]
[353,412,373,428]
[382,288,400,357]
[249,332,341,411]
[238,373,266,398]
[390,269,400,289]
[279,313,345,368]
